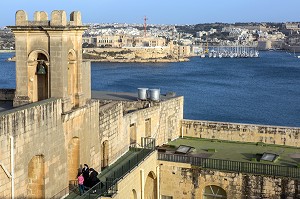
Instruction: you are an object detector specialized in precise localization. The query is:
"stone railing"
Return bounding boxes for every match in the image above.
[182,119,300,147]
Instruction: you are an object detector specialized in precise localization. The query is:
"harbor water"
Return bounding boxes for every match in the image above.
[0,51,299,127]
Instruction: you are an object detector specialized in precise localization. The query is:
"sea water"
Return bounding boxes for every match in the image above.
[1,51,299,127]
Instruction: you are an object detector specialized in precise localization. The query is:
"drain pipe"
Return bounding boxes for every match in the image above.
[10,136,14,199]
[0,136,14,198]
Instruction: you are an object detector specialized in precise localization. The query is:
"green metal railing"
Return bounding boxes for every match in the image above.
[50,180,79,199]
[158,153,300,179]
[80,137,156,199]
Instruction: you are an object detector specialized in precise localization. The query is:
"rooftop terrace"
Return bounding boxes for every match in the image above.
[165,137,299,167]
[158,137,300,178]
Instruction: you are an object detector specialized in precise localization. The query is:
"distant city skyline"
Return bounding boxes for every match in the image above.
[1,0,300,27]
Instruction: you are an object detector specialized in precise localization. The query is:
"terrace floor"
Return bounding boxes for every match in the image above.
[165,137,300,167]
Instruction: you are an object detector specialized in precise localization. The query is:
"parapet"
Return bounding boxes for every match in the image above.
[15,10,83,27]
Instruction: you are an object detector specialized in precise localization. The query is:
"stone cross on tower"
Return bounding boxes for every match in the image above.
[8,10,91,112]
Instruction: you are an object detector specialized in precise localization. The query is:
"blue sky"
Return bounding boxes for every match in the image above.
[1,0,299,27]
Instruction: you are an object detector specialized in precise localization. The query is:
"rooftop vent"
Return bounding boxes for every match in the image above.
[175,145,194,154]
[260,152,279,162]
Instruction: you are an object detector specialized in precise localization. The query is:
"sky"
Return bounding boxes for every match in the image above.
[1,0,300,27]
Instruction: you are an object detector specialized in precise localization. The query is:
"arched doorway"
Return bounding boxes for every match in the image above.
[130,189,137,199]
[68,137,80,181]
[203,185,227,199]
[67,50,78,107]
[144,171,157,199]
[101,140,109,169]
[27,155,45,198]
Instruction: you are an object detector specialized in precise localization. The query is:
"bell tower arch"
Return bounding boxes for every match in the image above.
[9,10,91,112]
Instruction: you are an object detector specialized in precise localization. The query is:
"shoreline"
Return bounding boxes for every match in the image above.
[84,58,189,63]
[0,50,15,53]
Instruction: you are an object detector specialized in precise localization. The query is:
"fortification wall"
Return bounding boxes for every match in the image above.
[122,96,184,147]
[157,97,184,145]
[99,102,125,166]
[123,105,160,146]
[63,100,100,177]
[0,98,66,198]
[159,161,300,199]
[182,120,300,147]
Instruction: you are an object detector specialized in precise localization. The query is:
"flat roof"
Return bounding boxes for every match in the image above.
[165,137,299,167]
[92,90,178,101]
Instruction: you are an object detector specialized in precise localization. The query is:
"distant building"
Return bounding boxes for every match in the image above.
[83,35,166,48]
[285,22,300,30]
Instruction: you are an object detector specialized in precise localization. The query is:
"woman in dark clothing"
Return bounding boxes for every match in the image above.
[82,164,90,188]
[89,168,100,187]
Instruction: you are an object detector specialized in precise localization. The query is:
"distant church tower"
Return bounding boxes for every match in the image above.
[9,10,91,112]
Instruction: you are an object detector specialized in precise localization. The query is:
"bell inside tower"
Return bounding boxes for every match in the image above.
[36,53,49,101]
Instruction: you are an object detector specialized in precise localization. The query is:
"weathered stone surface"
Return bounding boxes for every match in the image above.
[50,10,67,26]
[182,119,300,147]
[15,10,27,26]
[159,161,299,199]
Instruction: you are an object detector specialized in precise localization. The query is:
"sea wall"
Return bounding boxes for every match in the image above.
[181,119,300,147]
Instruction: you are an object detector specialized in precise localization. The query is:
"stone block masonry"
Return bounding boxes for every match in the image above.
[0,98,65,198]
[182,119,300,147]
[159,161,300,199]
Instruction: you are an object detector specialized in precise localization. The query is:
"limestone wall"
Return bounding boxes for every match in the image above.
[122,96,184,147]
[156,97,184,145]
[123,105,160,146]
[159,161,300,199]
[99,102,125,166]
[0,98,103,198]
[63,100,100,176]
[182,119,300,147]
[0,98,66,198]
[0,89,15,100]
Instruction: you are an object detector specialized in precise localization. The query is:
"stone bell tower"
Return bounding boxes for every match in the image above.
[9,10,91,112]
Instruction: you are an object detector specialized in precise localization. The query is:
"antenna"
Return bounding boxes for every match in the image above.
[144,16,148,37]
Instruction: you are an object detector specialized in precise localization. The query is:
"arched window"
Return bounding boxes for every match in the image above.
[203,185,227,199]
